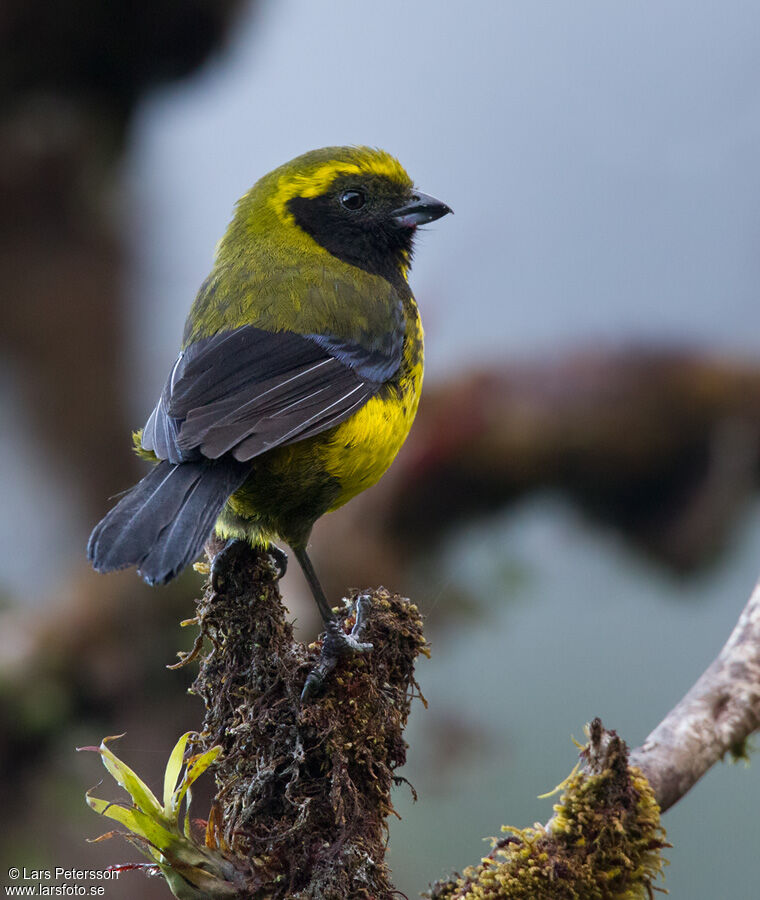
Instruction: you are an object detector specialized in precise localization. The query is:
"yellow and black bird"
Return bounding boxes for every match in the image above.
[88,146,451,692]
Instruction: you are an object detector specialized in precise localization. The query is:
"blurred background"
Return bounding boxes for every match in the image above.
[2,1,760,896]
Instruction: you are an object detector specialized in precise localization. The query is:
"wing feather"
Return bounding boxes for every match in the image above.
[141,323,401,464]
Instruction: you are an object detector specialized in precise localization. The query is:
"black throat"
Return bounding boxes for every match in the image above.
[288,194,413,293]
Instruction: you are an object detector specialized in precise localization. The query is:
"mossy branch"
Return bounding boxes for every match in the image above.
[427,720,667,900]
[83,547,760,898]
[189,541,428,898]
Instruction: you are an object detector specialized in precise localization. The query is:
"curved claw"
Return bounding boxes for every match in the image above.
[300,595,374,703]
[211,538,245,594]
[351,593,372,640]
[300,657,337,703]
[265,542,288,579]
[322,617,373,658]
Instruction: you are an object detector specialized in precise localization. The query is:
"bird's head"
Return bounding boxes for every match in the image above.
[233,146,451,285]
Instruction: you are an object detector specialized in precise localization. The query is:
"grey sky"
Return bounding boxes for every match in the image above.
[127,0,760,407]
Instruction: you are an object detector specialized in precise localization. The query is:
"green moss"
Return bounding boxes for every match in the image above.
[427,721,667,900]
[728,738,751,764]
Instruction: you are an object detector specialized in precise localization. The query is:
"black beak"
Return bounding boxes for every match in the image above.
[392,191,452,228]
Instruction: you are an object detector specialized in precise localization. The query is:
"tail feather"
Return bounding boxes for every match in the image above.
[87,459,250,584]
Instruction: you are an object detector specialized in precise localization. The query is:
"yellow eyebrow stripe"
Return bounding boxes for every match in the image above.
[269,152,410,224]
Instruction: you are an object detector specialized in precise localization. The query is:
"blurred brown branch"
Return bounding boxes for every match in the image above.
[2,0,245,117]
[400,349,760,567]
[317,347,760,599]
[0,0,251,520]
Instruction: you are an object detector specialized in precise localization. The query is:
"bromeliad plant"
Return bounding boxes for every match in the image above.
[79,732,244,899]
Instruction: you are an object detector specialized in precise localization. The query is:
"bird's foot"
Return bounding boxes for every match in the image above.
[301,594,373,702]
[322,597,373,656]
[210,538,247,593]
[265,542,288,579]
[211,539,287,592]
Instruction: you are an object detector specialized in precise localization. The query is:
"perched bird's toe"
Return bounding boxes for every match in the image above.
[350,593,372,640]
[265,542,288,579]
[210,538,247,593]
[300,598,374,702]
[322,614,373,658]
[331,631,373,655]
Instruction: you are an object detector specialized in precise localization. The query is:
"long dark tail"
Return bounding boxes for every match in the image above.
[87,459,250,585]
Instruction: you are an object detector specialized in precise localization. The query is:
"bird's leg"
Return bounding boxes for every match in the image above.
[294,545,373,651]
[293,544,336,624]
[294,545,373,701]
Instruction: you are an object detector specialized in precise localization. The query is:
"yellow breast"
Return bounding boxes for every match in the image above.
[321,312,424,511]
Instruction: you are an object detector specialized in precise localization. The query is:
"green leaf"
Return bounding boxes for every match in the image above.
[160,866,239,900]
[183,786,193,839]
[85,792,177,851]
[164,732,191,815]
[95,735,164,819]
[172,745,222,814]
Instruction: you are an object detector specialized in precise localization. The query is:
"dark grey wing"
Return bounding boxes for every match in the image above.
[142,353,185,462]
[141,324,403,464]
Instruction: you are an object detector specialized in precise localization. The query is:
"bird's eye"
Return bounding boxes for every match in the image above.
[340,190,365,211]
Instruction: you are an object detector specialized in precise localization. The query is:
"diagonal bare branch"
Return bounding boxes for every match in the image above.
[630,578,760,812]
